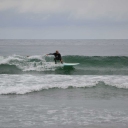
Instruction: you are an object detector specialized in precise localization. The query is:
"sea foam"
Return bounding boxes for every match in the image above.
[0,75,128,94]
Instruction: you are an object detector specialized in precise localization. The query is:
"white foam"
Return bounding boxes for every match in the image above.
[0,56,23,64]
[0,55,61,71]
[27,55,46,61]
[22,62,62,71]
[0,75,128,94]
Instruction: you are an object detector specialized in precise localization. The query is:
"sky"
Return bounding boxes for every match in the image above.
[0,0,128,39]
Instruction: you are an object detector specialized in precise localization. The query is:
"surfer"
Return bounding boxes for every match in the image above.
[46,50,63,64]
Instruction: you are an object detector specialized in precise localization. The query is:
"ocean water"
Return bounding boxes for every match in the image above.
[0,39,128,128]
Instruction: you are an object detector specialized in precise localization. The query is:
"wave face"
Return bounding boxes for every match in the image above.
[63,56,128,67]
[0,55,128,75]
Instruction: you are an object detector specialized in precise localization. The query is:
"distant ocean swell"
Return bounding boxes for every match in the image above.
[0,55,128,75]
[0,75,128,94]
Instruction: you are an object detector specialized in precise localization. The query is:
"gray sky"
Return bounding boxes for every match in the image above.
[0,0,128,39]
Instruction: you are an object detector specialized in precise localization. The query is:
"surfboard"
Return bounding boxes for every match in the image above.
[63,63,79,66]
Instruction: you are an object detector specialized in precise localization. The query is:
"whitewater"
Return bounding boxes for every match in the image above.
[0,74,128,94]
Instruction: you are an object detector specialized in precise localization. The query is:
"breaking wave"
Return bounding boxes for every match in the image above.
[0,55,128,75]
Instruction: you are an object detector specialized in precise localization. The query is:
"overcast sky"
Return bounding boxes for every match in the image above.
[0,0,128,39]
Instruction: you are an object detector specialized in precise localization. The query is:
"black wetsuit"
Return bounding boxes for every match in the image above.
[48,53,62,63]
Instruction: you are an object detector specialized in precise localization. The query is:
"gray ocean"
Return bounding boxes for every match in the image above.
[0,39,128,128]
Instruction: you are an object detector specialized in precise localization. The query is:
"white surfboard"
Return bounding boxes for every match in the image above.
[63,63,79,66]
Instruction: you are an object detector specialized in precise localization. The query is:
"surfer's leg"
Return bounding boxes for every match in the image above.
[54,58,57,64]
[60,59,63,64]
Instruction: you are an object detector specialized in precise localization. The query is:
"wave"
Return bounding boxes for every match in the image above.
[0,55,62,74]
[0,55,128,75]
[0,75,128,95]
[63,55,128,67]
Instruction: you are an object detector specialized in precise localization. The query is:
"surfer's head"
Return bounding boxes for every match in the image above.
[56,50,59,54]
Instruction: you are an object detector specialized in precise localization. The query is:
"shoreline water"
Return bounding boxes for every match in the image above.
[1,86,128,128]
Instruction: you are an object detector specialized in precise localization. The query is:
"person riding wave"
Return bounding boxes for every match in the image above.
[46,50,63,64]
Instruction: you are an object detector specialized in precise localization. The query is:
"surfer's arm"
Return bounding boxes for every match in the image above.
[46,53,54,56]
